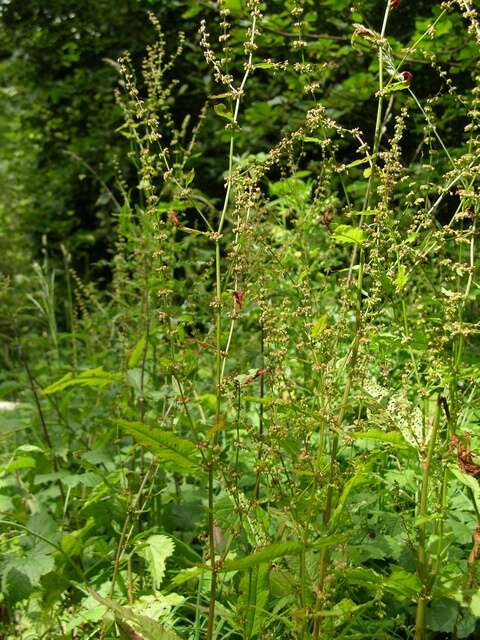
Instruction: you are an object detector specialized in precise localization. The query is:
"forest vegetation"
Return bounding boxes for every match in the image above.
[1,0,480,638]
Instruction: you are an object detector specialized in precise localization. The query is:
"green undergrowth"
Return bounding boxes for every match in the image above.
[1,1,480,638]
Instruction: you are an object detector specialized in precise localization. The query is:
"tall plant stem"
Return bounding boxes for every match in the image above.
[206,12,258,639]
[313,7,390,637]
[414,397,441,640]
[255,323,265,501]
[313,258,364,639]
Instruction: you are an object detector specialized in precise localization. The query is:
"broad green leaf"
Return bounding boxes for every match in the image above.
[224,0,242,12]
[449,464,480,511]
[157,199,193,212]
[254,62,278,69]
[344,155,377,169]
[221,541,303,572]
[3,551,54,590]
[395,264,408,290]
[128,334,147,368]
[332,224,366,245]
[43,368,121,395]
[329,473,372,531]
[220,535,345,573]
[61,517,95,556]
[89,590,181,640]
[138,535,175,590]
[470,591,480,617]
[4,455,36,473]
[344,566,382,588]
[312,315,328,337]
[3,567,32,603]
[384,566,421,601]
[64,605,108,633]
[0,403,33,434]
[116,420,202,473]
[214,103,234,123]
[383,80,410,94]
[169,566,203,588]
[349,208,381,216]
[349,429,413,449]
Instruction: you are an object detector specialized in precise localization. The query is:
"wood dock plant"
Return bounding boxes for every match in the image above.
[1,0,480,638]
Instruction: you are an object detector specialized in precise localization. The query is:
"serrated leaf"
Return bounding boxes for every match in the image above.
[3,567,32,603]
[43,368,121,395]
[64,605,108,633]
[3,551,55,589]
[138,535,175,590]
[89,591,181,640]
[384,566,421,601]
[116,420,202,473]
[332,224,366,245]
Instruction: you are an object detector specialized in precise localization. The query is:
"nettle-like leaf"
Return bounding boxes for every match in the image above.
[131,593,184,627]
[43,367,122,395]
[1,552,55,603]
[137,535,175,590]
[117,420,202,474]
[332,224,366,245]
[89,590,181,640]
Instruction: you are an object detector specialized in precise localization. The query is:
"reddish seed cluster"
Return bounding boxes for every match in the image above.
[243,367,272,385]
[390,0,401,7]
[234,289,245,309]
[451,433,480,478]
[321,210,332,228]
[401,71,413,84]
[353,25,373,38]
[170,210,181,227]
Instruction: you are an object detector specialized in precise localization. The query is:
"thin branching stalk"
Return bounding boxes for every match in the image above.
[414,397,442,640]
[313,5,391,636]
[206,9,260,638]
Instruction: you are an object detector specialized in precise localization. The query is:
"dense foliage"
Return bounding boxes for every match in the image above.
[1,0,480,638]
